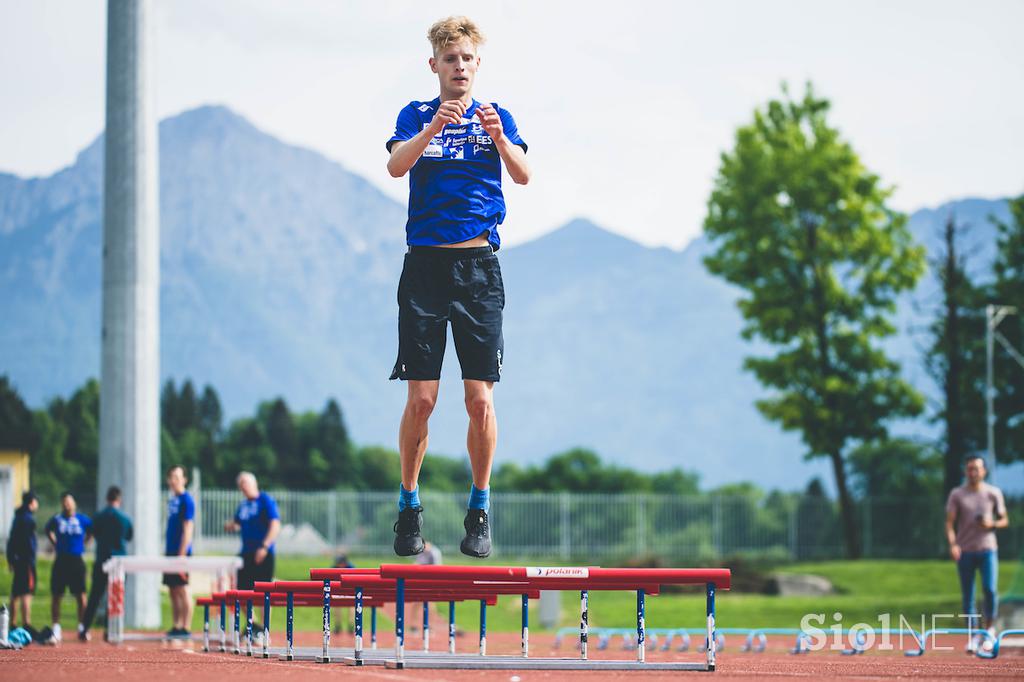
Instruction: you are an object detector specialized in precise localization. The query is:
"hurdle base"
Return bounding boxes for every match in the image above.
[382,659,711,671]
[316,655,332,664]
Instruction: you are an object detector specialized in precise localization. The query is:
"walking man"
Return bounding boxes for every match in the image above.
[386,15,530,558]
[44,491,92,643]
[164,466,195,638]
[946,455,1009,652]
[6,491,39,631]
[81,485,133,639]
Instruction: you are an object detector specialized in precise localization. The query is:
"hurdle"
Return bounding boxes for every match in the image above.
[306,567,667,666]
[365,564,730,671]
[103,555,242,644]
[259,576,542,664]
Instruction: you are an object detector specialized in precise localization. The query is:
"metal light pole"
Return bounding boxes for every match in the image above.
[986,304,1021,472]
[99,0,161,628]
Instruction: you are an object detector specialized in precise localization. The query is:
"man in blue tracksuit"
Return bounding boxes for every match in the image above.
[6,491,39,630]
[385,15,530,559]
[44,491,92,642]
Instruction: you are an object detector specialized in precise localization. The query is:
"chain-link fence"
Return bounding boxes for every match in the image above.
[186,490,1024,561]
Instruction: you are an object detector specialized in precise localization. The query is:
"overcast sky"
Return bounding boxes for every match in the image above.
[1,0,1022,249]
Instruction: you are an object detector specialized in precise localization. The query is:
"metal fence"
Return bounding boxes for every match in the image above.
[192,490,1024,561]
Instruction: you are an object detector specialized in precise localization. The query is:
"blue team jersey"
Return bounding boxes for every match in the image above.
[165,491,195,556]
[386,97,527,250]
[234,492,280,554]
[45,512,92,556]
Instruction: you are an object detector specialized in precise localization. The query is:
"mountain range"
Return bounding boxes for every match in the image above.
[0,105,1014,491]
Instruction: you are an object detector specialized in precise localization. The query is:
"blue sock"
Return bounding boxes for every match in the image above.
[468,484,490,511]
[398,484,420,512]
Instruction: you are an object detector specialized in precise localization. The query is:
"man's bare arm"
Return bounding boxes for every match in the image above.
[945,510,960,560]
[495,137,530,185]
[475,103,530,185]
[388,100,467,178]
[179,520,194,556]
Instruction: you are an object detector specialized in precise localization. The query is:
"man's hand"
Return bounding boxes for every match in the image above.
[429,100,468,135]
[254,547,268,565]
[978,517,995,530]
[223,519,237,532]
[950,543,962,561]
[474,103,504,143]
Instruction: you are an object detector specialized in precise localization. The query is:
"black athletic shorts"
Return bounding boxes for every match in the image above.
[51,554,86,596]
[390,245,505,382]
[162,552,190,587]
[11,561,36,597]
[237,551,275,590]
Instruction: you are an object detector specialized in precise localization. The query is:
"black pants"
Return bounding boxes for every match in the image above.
[237,551,275,590]
[81,561,107,632]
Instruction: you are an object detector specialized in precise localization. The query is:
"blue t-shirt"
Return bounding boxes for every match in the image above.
[386,97,527,250]
[44,512,92,556]
[234,492,280,554]
[165,491,195,556]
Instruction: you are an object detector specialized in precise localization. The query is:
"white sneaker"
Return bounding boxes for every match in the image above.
[965,633,980,653]
[47,623,63,645]
[981,628,996,652]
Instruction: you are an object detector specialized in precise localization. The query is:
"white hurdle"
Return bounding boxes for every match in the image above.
[103,555,242,643]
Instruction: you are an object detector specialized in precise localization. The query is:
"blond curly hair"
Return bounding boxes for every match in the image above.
[428,16,486,54]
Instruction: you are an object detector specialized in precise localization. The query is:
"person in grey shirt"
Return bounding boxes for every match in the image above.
[945,455,1008,651]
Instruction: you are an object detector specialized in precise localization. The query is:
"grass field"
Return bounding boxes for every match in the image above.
[2,555,1018,634]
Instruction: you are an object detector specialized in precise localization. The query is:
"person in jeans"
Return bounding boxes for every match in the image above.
[81,485,133,639]
[945,455,1009,652]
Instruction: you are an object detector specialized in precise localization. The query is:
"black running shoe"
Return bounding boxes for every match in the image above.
[393,506,425,556]
[460,509,491,558]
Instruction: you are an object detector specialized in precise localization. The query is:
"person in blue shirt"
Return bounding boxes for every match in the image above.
[6,491,39,630]
[223,471,280,590]
[385,16,530,560]
[81,485,134,639]
[164,465,195,637]
[44,491,92,643]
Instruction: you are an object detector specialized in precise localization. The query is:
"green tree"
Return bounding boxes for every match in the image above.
[987,195,1024,464]
[263,398,300,486]
[0,375,34,451]
[923,213,987,496]
[848,438,942,557]
[702,84,926,557]
[317,399,356,486]
[198,385,223,437]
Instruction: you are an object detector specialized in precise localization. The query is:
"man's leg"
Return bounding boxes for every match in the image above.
[169,586,182,629]
[957,552,979,638]
[51,594,62,628]
[75,592,87,625]
[394,380,439,556]
[399,380,440,491]
[183,585,194,631]
[460,380,496,557]
[81,563,106,632]
[464,380,497,490]
[980,550,999,631]
[15,594,30,626]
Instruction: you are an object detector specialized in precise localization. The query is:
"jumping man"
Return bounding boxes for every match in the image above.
[386,16,530,558]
